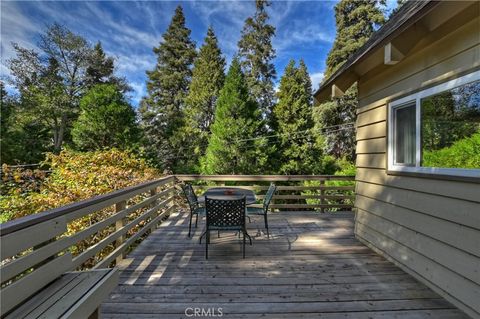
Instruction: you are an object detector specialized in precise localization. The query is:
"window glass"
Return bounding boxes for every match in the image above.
[421,80,480,169]
[394,103,416,166]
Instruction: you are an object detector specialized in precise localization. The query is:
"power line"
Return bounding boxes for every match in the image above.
[161,123,356,162]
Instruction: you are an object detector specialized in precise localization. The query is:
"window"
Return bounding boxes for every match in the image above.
[388,71,480,179]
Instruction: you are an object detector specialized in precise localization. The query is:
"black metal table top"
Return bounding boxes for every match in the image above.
[198,187,257,205]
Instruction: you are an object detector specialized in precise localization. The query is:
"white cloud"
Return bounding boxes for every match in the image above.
[129,81,146,107]
[310,71,324,92]
[274,21,334,55]
[1,2,39,78]
[115,53,155,74]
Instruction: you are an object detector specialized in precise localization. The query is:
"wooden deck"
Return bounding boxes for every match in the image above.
[101,210,468,319]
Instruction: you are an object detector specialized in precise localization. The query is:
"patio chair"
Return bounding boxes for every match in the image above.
[180,183,205,237]
[202,196,252,259]
[247,183,276,237]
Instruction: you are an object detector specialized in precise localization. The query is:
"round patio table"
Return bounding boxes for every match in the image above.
[198,187,257,205]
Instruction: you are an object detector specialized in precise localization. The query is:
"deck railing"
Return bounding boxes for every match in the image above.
[0,174,354,294]
[176,175,355,212]
[0,176,176,281]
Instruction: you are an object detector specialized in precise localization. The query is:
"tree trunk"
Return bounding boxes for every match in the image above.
[53,114,67,154]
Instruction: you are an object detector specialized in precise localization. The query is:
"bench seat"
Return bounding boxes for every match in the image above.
[6,268,118,319]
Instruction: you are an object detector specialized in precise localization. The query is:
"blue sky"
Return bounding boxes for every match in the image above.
[1,1,397,106]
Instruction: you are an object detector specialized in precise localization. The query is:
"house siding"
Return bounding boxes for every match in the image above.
[354,10,480,319]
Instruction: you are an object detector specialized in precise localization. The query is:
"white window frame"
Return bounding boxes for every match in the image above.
[387,70,480,179]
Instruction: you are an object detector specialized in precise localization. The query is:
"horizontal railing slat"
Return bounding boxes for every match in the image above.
[0,176,175,236]
[0,216,67,261]
[0,187,176,283]
[71,196,174,269]
[176,175,354,182]
[270,204,354,209]
[94,205,175,269]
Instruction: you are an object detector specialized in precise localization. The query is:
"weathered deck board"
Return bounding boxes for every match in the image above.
[101,211,468,318]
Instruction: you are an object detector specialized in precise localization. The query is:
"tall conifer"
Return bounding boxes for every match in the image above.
[238,0,276,128]
[315,0,385,160]
[201,58,268,174]
[140,6,196,170]
[274,59,321,174]
[182,26,225,172]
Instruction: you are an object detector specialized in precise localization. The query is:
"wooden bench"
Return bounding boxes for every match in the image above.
[0,216,118,318]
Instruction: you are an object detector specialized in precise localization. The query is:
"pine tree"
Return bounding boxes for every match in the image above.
[325,0,385,78]
[72,84,140,151]
[315,0,385,160]
[238,0,276,128]
[85,42,128,92]
[181,26,225,172]
[139,5,196,170]
[274,59,322,174]
[200,58,268,174]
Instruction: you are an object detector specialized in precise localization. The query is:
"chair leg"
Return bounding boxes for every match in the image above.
[188,213,193,237]
[205,230,209,259]
[243,231,246,259]
[218,230,220,238]
[199,230,207,244]
[246,215,251,223]
[195,214,199,228]
[245,231,252,245]
[264,214,269,238]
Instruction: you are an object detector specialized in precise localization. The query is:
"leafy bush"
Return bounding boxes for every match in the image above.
[422,133,480,168]
[1,149,159,222]
[303,158,356,211]
[0,149,162,268]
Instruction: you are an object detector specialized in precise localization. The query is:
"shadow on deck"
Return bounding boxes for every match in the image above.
[101,210,467,319]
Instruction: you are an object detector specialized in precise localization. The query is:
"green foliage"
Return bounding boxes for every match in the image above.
[302,158,356,210]
[0,82,50,164]
[200,58,269,174]
[0,149,159,223]
[238,0,276,127]
[181,27,226,172]
[7,24,124,158]
[325,0,386,78]
[421,82,480,151]
[72,84,140,151]
[313,85,357,160]
[273,59,322,174]
[85,42,129,92]
[315,0,385,161]
[422,133,480,169]
[140,5,196,171]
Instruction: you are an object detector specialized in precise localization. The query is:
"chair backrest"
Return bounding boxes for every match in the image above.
[205,196,246,229]
[263,183,276,212]
[181,183,199,211]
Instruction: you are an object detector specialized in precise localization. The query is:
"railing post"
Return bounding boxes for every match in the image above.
[115,200,127,265]
[150,187,158,233]
[320,180,325,214]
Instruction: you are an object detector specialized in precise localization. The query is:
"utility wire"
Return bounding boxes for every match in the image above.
[161,124,356,162]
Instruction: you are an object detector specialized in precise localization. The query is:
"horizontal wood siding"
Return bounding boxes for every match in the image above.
[354,8,480,319]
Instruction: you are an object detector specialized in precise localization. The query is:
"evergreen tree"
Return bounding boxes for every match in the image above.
[315,0,385,160]
[181,26,225,172]
[325,0,385,78]
[274,60,322,174]
[1,82,50,164]
[85,42,128,92]
[238,0,276,128]
[200,58,268,174]
[139,5,196,171]
[72,84,140,151]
